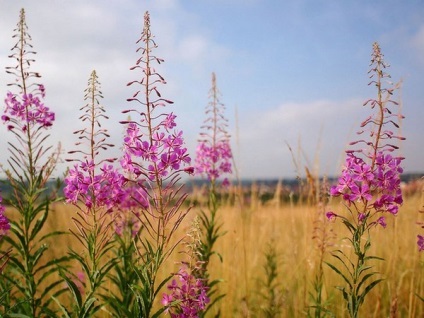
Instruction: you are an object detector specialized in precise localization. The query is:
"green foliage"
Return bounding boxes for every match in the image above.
[307,273,334,318]
[193,189,226,317]
[326,221,384,318]
[105,231,141,317]
[130,242,171,318]
[258,240,284,318]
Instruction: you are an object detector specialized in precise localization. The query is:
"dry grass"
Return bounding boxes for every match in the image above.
[3,189,424,317]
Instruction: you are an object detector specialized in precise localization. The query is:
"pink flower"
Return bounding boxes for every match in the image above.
[376,216,387,228]
[326,211,337,221]
[3,86,55,130]
[64,162,126,212]
[162,267,210,317]
[194,73,232,186]
[330,151,403,227]
[0,198,10,238]
[418,235,424,252]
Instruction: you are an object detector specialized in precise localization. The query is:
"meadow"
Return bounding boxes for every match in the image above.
[0,7,423,318]
[4,181,423,317]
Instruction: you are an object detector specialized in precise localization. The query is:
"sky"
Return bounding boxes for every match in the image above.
[0,0,423,180]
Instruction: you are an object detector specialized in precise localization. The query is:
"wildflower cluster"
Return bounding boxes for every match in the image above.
[195,72,232,186]
[121,115,191,181]
[64,70,123,212]
[328,42,404,227]
[195,141,232,185]
[325,42,404,318]
[0,196,10,237]
[64,160,126,212]
[162,267,210,317]
[2,86,54,131]
[329,151,403,227]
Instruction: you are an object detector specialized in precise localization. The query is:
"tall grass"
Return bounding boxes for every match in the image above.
[6,189,422,317]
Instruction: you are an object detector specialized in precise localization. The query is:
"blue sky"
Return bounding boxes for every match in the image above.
[0,0,423,179]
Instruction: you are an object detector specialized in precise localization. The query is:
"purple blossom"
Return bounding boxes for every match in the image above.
[194,73,232,186]
[195,141,232,184]
[358,213,366,222]
[163,113,177,130]
[418,235,424,252]
[326,211,337,221]
[122,122,191,181]
[329,150,403,224]
[3,86,55,130]
[376,216,387,228]
[162,267,210,317]
[64,161,126,213]
[0,196,10,237]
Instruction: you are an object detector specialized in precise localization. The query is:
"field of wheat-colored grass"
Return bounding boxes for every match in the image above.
[6,182,421,318]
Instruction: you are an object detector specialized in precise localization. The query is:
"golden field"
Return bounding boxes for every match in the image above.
[201,190,424,317]
[8,181,422,318]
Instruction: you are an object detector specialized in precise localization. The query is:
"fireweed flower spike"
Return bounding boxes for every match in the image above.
[326,42,404,318]
[119,11,192,317]
[195,72,233,187]
[0,9,64,316]
[192,72,232,314]
[62,70,125,317]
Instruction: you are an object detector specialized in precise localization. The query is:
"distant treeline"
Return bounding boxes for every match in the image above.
[0,172,422,198]
[185,172,424,191]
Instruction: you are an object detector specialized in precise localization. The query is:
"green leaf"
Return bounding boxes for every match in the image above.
[39,230,69,242]
[358,279,384,305]
[415,293,424,302]
[61,273,83,309]
[154,274,172,298]
[29,210,48,242]
[330,252,354,277]
[31,244,48,268]
[364,255,384,262]
[325,262,352,289]
[81,297,98,318]
[53,296,72,318]
[356,272,379,294]
[151,305,169,318]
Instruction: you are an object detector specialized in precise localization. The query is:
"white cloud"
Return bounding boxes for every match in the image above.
[235,99,367,179]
